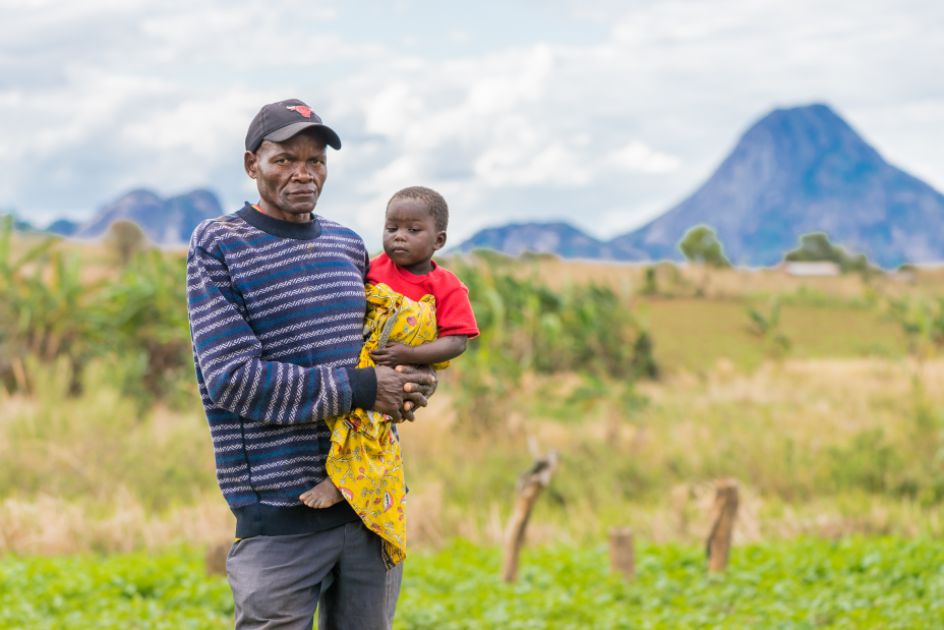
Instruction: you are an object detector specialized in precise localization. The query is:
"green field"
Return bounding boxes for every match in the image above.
[644,298,907,372]
[3,538,942,629]
[5,229,944,628]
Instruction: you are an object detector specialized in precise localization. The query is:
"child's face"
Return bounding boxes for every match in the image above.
[383,197,446,273]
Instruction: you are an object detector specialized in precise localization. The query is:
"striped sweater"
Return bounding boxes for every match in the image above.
[186,203,377,538]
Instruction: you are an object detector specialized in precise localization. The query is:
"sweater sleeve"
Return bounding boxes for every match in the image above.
[186,228,375,424]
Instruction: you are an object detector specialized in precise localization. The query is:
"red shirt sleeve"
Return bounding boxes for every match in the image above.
[431,270,480,339]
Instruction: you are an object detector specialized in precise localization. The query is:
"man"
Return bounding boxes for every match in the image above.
[186,98,436,629]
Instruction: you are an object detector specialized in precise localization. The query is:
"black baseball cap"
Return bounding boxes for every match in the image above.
[245,98,342,152]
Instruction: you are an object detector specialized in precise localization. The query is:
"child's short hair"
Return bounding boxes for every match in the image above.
[388,186,448,232]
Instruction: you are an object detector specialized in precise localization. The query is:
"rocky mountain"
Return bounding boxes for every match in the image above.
[2,212,37,233]
[46,218,79,237]
[73,188,223,245]
[454,222,607,259]
[452,222,650,261]
[456,104,944,267]
[613,103,944,267]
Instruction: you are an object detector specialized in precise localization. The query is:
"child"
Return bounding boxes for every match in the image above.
[299,186,478,566]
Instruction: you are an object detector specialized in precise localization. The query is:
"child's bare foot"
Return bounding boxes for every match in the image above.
[300,479,344,509]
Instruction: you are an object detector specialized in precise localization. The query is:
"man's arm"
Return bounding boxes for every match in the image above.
[187,231,432,423]
[188,237,375,423]
[370,336,467,367]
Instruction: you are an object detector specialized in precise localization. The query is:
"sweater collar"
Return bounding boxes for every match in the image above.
[237,203,322,240]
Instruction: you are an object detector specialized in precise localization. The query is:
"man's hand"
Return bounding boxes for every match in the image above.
[370,343,415,367]
[373,365,437,422]
[398,364,437,421]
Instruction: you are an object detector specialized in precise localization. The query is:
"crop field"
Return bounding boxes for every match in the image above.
[642,298,906,372]
[2,538,942,629]
[4,225,944,627]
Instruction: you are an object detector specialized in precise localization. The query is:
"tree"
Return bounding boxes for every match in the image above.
[641,266,659,296]
[104,219,150,265]
[677,225,731,268]
[784,232,875,275]
[746,298,791,358]
[887,296,944,363]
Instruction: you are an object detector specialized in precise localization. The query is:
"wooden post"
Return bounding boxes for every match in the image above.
[705,479,739,573]
[609,528,635,580]
[204,541,230,576]
[670,484,690,537]
[11,357,28,393]
[501,451,559,583]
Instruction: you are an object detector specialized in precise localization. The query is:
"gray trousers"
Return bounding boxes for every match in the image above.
[226,521,403,629]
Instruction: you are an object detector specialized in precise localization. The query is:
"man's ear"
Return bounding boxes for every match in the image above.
[434,231,447,251]
[244,151,258,179]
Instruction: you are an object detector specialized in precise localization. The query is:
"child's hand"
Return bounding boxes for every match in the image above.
[371,342,415,367]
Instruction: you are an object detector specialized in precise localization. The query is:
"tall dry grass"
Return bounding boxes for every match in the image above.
[3,354,944,555]
[3,235,944,555]
[400,356,944,550]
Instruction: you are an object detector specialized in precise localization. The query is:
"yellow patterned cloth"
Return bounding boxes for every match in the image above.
[323,282,440,567]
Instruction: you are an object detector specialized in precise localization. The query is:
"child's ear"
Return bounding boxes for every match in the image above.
[434,231,447,251]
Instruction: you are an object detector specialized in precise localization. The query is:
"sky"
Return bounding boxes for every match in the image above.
[2,0,942,249]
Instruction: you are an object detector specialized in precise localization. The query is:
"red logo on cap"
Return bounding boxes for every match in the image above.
[286,105,313,118]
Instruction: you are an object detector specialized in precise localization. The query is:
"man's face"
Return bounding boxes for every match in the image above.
[383,197,446,274]
[244,132,327,220]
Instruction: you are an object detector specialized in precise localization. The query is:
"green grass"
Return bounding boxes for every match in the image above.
[2,538,942,629]
[0,551,232,629]
[642,298,907,372]
[400,538,944,628]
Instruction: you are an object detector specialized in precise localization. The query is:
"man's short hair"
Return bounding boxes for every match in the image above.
[388,186,449,232]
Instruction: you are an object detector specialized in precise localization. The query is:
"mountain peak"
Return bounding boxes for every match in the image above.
[769,102,840,120]
[460,103,944,268]
[453,221,607,259]
[742,102,878,160]
[613,102,943,267]
[74,189,224,245]
[116,188,163,203]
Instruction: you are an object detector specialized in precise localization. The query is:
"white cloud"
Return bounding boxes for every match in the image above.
[1,0,941,242]
[606,142,681,174]
[362,83,426,139]
[120,90,260,156]
[476,140,593,187]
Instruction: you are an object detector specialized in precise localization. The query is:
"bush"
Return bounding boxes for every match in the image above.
[103,219,150,265]
[0,215,192,401]
[785,232,878,275]
[446,257,657,428]
[677,225,731,268]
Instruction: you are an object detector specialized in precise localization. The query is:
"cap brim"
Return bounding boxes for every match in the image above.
[264,121,342,150]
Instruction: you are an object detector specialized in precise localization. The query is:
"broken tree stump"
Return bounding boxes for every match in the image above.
[705,479,739,573]
[501,450,559,583]
[609,528,635,581]
[670,484,691,537]
[204,541,230,576]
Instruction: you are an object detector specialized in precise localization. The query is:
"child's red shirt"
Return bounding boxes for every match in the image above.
[367,253,479,338]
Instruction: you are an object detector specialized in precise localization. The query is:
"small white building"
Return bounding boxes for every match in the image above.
[782,261,841,277]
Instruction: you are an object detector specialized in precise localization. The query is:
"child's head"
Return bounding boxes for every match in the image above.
[383,186,448,272]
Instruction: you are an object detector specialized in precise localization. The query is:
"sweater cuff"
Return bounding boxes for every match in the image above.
[347,367,377,410]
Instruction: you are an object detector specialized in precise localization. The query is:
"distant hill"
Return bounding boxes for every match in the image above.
[614,103,944,267]
[455,222,607,259]
[456,103,944,268]
[2,212,37,233]
[73,189,223,246]
[452,222,649,261]
[46,218,79,237]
